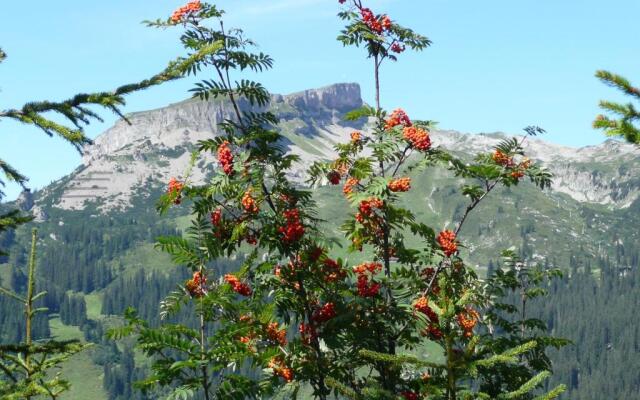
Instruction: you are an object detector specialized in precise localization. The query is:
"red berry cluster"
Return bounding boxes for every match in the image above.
[321,258,347,283]
[170,0,201,23]
[388,177,411,192]
[167,178,185,205]
[327,170,341,185]
[391,42,406,53]
[403,126,432,151]
[241,190,259,214]
[425,324,443,340]
[457,308,480,338]
[299,322,317,346]
[401,391,419,400]
[353,262,382,297]
[360,8,392,35]
[266,322,288,346]
[312,302,337,323]
[384,108,412,130]
[356,197,384,222]
[224,274,252,296]
[268,357,294,382]
[279,208,305,243]
[217,141,234,175]
[437,230,458,257]
[210,208,222,226]
[413,296,439,323]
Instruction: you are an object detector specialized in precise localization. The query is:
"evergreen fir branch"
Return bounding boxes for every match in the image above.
[594,70,640,144]
[497,370,551,399]
[0,158,28,189]
[325,377,360,400]
[596,70,640,99]
[532,384,566,400]
[0,287,25,303]
[473,341,537,369]
[358,349,445,369]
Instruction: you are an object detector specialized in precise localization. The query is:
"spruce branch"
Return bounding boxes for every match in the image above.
[594,70,640,144]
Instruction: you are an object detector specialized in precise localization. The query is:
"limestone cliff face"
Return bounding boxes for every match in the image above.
[281,83,362,112]
[433,131,640,207]
[32,82,640,211]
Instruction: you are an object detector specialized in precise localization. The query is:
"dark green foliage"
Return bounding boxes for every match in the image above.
[0,229,88,399]
[525,253,640,400]
[481,251,569,399]
[60,292,87,327]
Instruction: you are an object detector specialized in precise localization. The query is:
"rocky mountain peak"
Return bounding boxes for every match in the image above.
[277,83,363,112]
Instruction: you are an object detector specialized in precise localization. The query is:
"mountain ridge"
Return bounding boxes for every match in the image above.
[22,82,640,214]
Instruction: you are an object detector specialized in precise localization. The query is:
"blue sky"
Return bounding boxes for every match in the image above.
[1,0,639,200]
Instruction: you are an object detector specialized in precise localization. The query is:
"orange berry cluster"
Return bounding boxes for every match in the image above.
[279,208,305,243]
[492,150,515,167]
[457,308,480,338]
[312,302,337,323]
[185,271,207,298]
[170,0,201,23]
[224,274,252,296]
[388,177,411,192]
[353,262,382,297]
[217,141,234,175]
[413,296,438,323]
[492,150,532,180]
[384,108,412,130]
[437,230,458,257]
[511,158,532,179]
[350,131,362,143]
[321,258,347,283]
[403,126,432,151]
[268,357,294,382]
[167,178,185,205]
[241,190,259,214]
[343,177,360,197]
[266,322,287,346]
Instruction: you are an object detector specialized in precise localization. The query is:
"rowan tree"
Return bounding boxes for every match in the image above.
[112,2,567,399]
